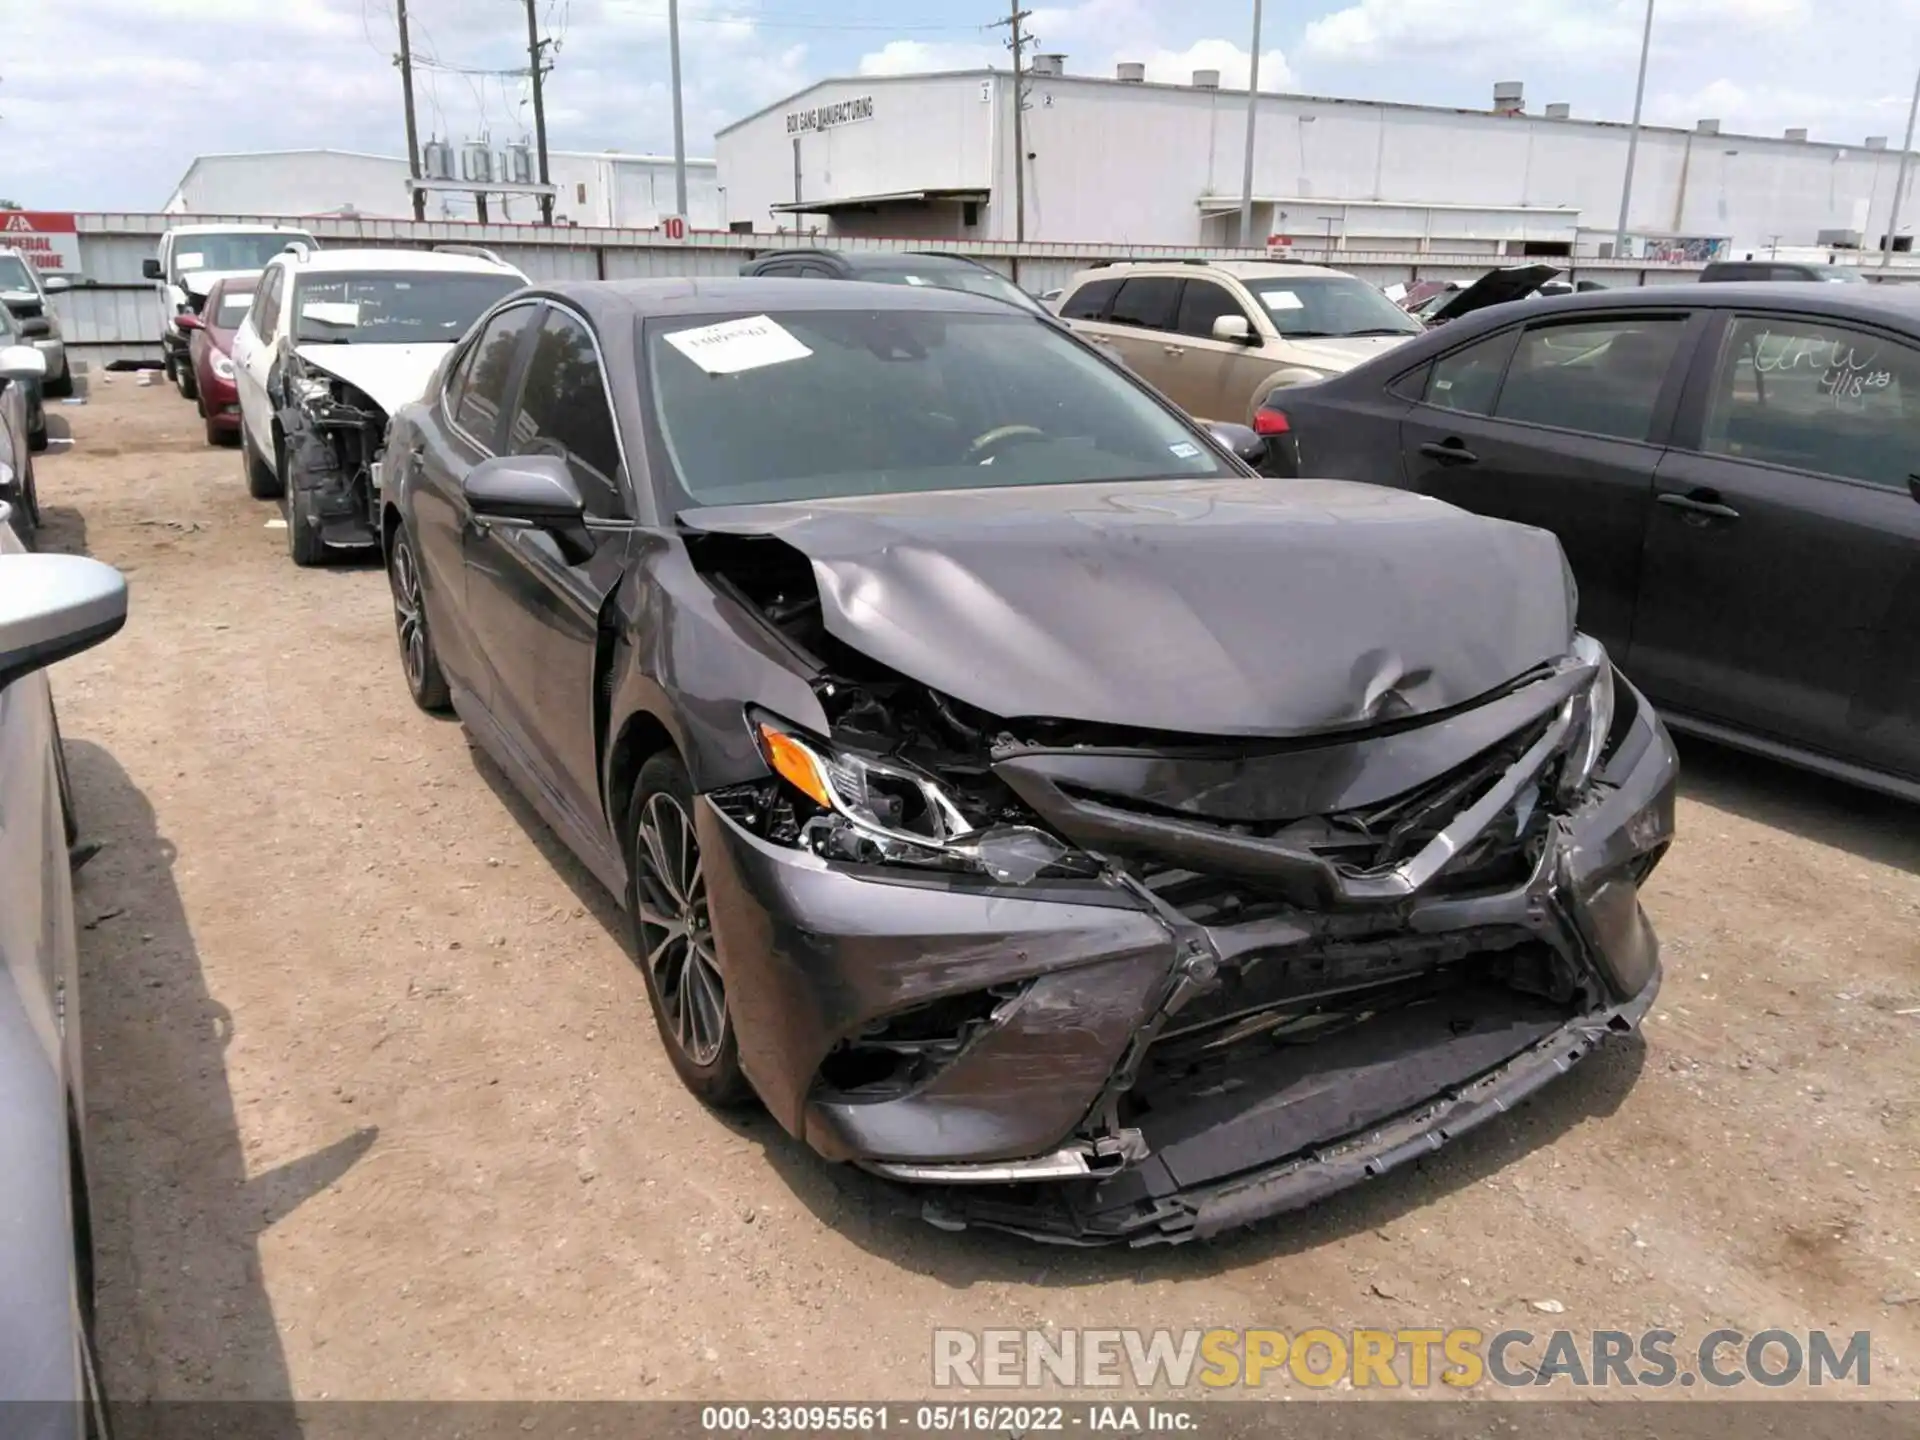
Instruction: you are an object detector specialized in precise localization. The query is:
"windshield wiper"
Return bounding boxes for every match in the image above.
[1340,328,1421,337]
[298,335,352,344]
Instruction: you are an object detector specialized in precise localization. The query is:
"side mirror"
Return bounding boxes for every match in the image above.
[1211,315,1255,344]
[464,453,585,523]
[1206,421,1268,468]
[464,455,591,563]
[142,258,164,281]
[1909,474,1920,507]
[0,345,47,384]
[176,313,204,332]
[0,555,129,692]
[43,277,72,294]
[18,317,51,340]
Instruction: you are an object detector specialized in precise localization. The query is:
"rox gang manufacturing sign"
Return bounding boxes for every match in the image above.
[1,212,82,275]
[786,95,875,135]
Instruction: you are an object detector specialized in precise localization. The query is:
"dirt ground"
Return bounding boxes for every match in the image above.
[33,377,1920,1405]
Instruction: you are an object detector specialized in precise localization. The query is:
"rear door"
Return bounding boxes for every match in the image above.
[1071,275,1184,399]
[409,300,541,701]
[1396,311,1696,658]
[1630,310,1920,777]
[462,302,633,850]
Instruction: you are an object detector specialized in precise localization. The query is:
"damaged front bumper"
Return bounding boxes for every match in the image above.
[695,666,1678,1246]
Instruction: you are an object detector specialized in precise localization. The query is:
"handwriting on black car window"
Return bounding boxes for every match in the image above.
[1750,329,1895,408]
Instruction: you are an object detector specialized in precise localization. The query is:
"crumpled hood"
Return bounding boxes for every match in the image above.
[1278,333,1419,372]
[295,343,453,415]
[680,478,1576,737]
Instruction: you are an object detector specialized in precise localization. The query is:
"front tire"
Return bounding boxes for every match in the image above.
[4,454,38,546]
[175,354,198,402]
[242,426,281,499]
[387,523,451,713]
[628,753,754,1108]
[283,444,325,567]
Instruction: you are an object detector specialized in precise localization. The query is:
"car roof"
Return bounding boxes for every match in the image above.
[166,223,316,237]
[540,275,1023,320]
[277,247,522,278]
[1069,259,1351,284]
[1461,280,1920,326]
[749,249,989,273]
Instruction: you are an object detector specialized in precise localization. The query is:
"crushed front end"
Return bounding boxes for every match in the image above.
[687,536,1676,1247]
[279,364,386,552]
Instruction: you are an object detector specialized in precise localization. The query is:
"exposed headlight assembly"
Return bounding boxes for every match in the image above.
[291,375,332,405]
[752,714,1092,884]
[1558,632,1617,801]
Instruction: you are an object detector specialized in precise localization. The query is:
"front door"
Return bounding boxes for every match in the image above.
[1397,313,1693,660]
[462,303,631,848]
[1631,311,1920,777]
[231,262,282,457]
[1165,277,1266,424]
[410,301,541,700]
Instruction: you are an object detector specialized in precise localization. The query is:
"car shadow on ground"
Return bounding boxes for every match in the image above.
[1673,733,1919,876]
[35,504,90,558]
[462,736,1649,1286]
[67,740,374,1419]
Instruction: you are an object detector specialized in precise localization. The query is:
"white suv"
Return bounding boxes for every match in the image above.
[231,245,526,566]
[144,223,318,400]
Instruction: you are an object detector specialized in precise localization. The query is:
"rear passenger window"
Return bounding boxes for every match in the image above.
[454,303,536,446]
[1425,331,1517,415]
[1060,277,1121,320]
[1493,318,1685,442]
[1108,277,1183,332]
[508,308,626,517]
[1701,315,1920,491]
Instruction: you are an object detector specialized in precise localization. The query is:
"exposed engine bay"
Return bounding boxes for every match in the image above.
[686,520,1675,1244]
[278,360,387,552]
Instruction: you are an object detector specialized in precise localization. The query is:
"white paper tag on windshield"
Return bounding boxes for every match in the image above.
[1260,291,1304,311]
[664,314,812,375]
[177,252,206,270]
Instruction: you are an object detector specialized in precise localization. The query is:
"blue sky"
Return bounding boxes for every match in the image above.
[6,0,1919,210]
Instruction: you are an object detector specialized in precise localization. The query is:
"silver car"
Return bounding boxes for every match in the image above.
[0,246,72,399]
[0,327,47,543]
[0,522,127,1433]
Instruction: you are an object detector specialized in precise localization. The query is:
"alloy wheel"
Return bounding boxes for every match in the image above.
[633,792,727,1066]
[390,537,428,695]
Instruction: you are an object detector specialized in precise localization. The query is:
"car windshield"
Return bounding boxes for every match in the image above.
[1244,276,1425,337]
[862,263,1045,313]
[292,272,521,344]
[173,233,315,276]
[644,308,1231,508]
[0,255,37,292]
[214,290,256,328]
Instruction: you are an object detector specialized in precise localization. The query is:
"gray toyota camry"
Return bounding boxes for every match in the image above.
[379,277,1677,1246]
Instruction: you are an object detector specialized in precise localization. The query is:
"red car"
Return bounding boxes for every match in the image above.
[179,274,256,445]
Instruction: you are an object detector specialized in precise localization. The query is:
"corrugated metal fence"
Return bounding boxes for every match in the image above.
[53,211,1718,366]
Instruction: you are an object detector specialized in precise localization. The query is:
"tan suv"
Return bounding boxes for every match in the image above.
[1057,260,1426,426]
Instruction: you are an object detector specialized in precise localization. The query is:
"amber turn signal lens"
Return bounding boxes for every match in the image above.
[757,723,834,809]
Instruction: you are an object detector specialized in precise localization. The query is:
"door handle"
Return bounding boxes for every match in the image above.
[1417,440,1478,465]
[1163,344,1185,356]
[1657,492,1741,521]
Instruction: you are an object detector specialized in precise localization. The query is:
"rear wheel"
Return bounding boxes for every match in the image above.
[387,523,451,713]
[44,366,73,400]
[628,753,753,1108]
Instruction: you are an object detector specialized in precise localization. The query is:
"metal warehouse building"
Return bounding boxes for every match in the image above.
[717,65,1920,260]
[165,147,722,230]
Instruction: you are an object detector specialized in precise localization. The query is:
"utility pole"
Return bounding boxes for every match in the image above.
[668,0,689,219]
[524,0,554,225]
[989,4,1034,242]
[395,0,426,222]
[1238,0,1264,247]
[1882,64,1920,267]
[1614,0,1654,258]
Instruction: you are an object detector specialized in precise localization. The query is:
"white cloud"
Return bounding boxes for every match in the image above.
[1140,40,1291,90]
[1302,0,1807,66]
[859,40,1001,77]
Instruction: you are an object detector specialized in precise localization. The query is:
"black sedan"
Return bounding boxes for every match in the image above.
[1268,283,1920,803]
[378,278,1676,1245]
